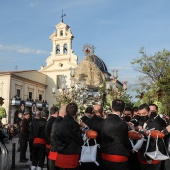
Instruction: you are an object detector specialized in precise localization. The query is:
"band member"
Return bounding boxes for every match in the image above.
[29,109,41,162]
[80,104,104,170]
[149,104,166,128]
[132,106,139,117]
[101,99,132,170]
[16,113,23,152]
[123,107,133,122]
[49,104,67,170]
[45,106,59,169]
[20,110,30,162]
[138,103,165,170]
[86,104,104,143]
[81,106,93,123]
[55,102,83,170]
[30,110,48,170]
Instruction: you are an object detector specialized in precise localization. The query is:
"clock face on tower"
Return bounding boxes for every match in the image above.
[82,44,95,56]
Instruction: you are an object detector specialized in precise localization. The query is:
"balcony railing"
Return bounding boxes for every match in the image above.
[11,98,21,106]
[11,97,48,109]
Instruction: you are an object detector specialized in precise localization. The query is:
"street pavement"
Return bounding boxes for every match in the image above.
[5,137,47,170]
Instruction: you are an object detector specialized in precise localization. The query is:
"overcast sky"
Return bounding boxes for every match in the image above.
[0,0,170,101]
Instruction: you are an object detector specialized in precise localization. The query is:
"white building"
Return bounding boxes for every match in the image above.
[0,21,78,124]
[0,20,122,124]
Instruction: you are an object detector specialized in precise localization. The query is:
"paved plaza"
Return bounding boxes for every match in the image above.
[5,137,47,170]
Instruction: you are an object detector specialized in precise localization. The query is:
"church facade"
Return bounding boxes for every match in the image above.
[0,21,116,124]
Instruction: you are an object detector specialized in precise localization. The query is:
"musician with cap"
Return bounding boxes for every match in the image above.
[30,110,48,170]
[138,103,166,170]
[101,99,132,170]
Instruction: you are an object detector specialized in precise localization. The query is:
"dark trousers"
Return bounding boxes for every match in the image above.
[129,152,141,170]
[32,143,46,168]
[46,147,50,169]
[29,138,34,161]
[17,133,21,151]
[160,161,165,170]
[20,133,28,160]
[101,159,129,170]
[49,159,60,170]
[80,162,100,170]
[140,163,160,170]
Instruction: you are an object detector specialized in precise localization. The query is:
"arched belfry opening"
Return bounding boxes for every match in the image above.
[63,44,67,54]
[60,30,63,36]
[56,44,60,54]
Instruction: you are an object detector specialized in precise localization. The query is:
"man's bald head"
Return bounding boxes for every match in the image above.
[93,104,103,117]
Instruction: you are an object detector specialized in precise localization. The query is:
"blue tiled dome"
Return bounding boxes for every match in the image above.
[90,55,110,75]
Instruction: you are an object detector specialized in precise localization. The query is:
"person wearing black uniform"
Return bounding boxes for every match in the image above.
[138,103,166,170]
[149,104,166,129]
[122,107,141,170]
[49,104,67,170]
[101,99,132,170]
[132,106,139,117]
[55,102,83,170]
[80,104,104,170]
[30,110,48,170]
[80,106,93,124]
[15,113,22,151]
[45,106,59,170]
[86,104,104,143]
[29,109,41,163]
[150,104,166,170]
[20,111,30,162]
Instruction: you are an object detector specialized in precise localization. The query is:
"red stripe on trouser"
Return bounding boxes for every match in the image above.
[140,160,160,164]
[48,151,58,160]
[33,138,46,144]
[55,153,79,168]
[102,153,128,162]
[137,151,160,164]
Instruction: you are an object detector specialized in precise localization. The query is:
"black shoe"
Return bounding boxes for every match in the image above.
[20,159,28,163]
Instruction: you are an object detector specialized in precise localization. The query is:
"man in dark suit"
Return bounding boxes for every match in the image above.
[30,110,48,170]
[55,102,83,170]
[81,106,93,124]
[49,104,67,170]
[45,106,59,169]
[138,103,166,170]
[101,99,132,170]
[80,104,104,170]
[20,111,30,162]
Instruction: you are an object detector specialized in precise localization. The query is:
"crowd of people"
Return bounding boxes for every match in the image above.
[15,100,170,170]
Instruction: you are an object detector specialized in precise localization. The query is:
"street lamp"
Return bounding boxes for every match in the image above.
[105,69,127,98]
[52,75,69,104]
[69,67,76,102]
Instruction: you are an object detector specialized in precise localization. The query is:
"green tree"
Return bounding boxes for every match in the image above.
[157,66,170,114]
[131,48,170,113]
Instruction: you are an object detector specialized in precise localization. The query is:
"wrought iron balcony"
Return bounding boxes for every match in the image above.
[11,97,48,109]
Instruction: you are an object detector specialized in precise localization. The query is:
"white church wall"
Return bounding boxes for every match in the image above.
[14,70,47,85]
